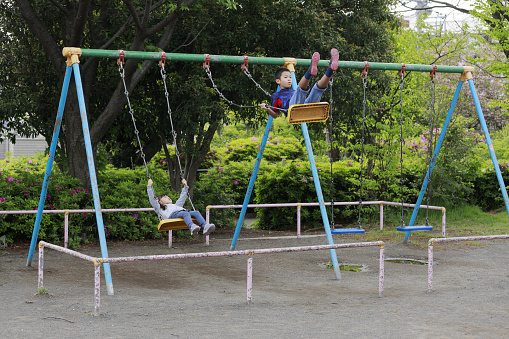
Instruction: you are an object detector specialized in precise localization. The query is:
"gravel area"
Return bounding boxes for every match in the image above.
[1,229,508,338]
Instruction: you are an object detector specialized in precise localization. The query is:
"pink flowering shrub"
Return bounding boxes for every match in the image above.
[0,155,168,245]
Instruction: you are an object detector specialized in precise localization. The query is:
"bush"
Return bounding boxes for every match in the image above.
[253,160,360,230]
[472,164,509,212]
[2,115,504,243]
[0,155,237,246]
[0,155,73,244]
[214,134,306,164]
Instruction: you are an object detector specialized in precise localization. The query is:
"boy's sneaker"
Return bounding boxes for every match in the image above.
[310,52,320,76]
[329,48,339,71]
[203,223,216,236]
[190,224,200,236]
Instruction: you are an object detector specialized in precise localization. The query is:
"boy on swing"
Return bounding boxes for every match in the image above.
[147,178,215,236]
[260,48,339,118]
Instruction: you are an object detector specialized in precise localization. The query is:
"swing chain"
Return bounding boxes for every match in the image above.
[160,67,184,179]
[159,60,196,211]
[358,68,368,228]
[118,56,151,179]
[425,65,438,225]
[204,61,287,113]
[242,67,272,97]
[329,77,335,229]
[241,55,271,96]
[399,65,405,227]
[204,64,261,109]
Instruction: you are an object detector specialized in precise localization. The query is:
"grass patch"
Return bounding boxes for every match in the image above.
[385,258,427,265]
[37,287,50,295]
[324,204,509,248]
[324,262,363,272]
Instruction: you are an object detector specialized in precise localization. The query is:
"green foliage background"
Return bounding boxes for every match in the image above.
[2,1,509,248]
[2,114,509,246]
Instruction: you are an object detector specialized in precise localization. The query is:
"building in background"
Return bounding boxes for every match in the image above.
[0,134,48,160]
[397,0,475,32]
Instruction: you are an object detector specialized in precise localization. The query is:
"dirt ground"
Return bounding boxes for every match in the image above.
[1,228,509,338]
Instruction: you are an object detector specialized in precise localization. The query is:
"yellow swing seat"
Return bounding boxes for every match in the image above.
[286,102,330,124]
[157,218,197,231]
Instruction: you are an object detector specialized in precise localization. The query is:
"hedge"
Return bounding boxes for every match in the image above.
[2,151,509,246]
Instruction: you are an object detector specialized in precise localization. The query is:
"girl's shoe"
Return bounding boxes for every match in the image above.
[190,224,201,236]
[203,223,216,235]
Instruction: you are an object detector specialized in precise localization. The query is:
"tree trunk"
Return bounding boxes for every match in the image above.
[14,0,216,189]
[65,85,92,188]
[325,127,340,162]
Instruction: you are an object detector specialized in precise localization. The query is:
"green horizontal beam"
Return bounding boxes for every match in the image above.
[76,48,467,74]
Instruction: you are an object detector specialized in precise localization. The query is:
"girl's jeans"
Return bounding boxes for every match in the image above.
[170,210,207,230]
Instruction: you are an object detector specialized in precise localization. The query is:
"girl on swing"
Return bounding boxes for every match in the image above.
[147,178,215,236]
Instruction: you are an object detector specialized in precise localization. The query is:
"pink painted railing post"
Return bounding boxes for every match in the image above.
[379,243,384,297]
[206,206,210,246]
[247,254,253,304]
[38,243,44,289]
[64,209,69,248]
[94,259,101,316]
[441,208,446,237]
[428,239,434,292]
[297,204,301,238]
[168,231,173,248]
[379,202,384,231]
[427,235,509,291]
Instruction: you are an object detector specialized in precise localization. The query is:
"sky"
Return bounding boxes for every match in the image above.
[394,0,479,31]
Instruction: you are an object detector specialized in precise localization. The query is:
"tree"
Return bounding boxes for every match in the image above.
[1,0,398,195]
[1,0,236,189]
[395,1,509,73]
[386,17,509,204]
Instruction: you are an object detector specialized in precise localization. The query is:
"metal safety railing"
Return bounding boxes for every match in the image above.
[427,235,509,292]
[2,200,445,248]
[1,208,187,247]
[206,200,446,238]
[38,240,385,316]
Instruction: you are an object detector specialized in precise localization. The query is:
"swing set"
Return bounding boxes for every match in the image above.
[25,47,509,293]
[117,51,197,232]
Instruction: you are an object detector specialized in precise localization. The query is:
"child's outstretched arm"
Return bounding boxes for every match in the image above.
[260,103,278,119]
[174,178,189,207]
[147,179,161,213]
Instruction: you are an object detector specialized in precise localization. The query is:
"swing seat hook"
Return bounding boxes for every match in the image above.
[117,50,125,66]
[241,55,249,71]
[430,65,437,79]
[398,63,406,78]
[159,52,167,69]
[203,54,210,69]
[362,61,369,76]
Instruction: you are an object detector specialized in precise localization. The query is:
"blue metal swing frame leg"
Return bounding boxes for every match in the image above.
[230,72,341,279]
[230,115,273,250]
[468,79,509,212]
[405,77,509,243]
[72,63,114,295]
[26,64,114,295]
[27,66,72,267]
[301,122,341,279]
[404,79,464,243]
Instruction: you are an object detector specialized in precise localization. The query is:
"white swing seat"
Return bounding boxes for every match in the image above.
[158,218,197,231]
[397,225,433,232]
[331,228,366,234]
[287,102,330,124]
